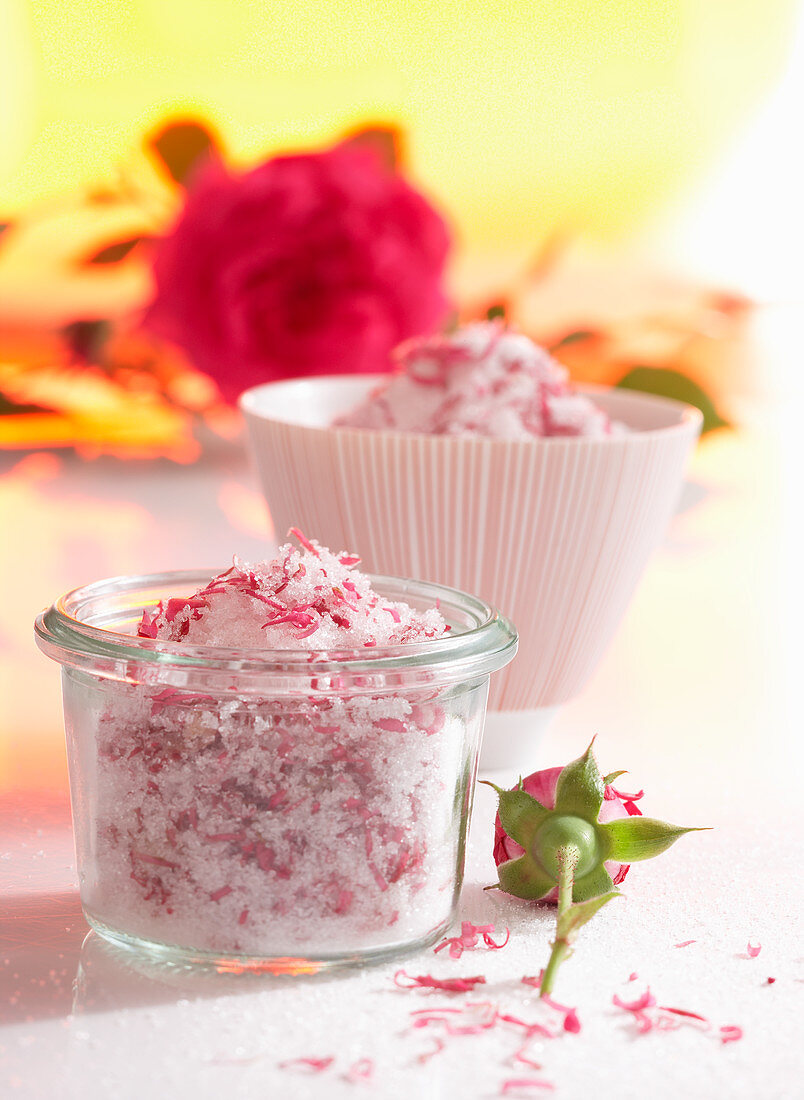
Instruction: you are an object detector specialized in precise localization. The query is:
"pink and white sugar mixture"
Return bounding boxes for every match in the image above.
[83,533,488,962]
[335,321,621,439]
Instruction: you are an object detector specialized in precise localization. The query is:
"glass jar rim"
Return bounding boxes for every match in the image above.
[35,568,517,691]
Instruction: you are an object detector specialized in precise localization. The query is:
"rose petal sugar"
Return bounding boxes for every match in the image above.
[335,322,621,439]
[85,533,483,960]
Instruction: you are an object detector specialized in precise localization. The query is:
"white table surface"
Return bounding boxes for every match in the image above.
[1,403,802,1099]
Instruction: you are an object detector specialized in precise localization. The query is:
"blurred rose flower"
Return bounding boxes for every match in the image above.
[144,144,451,402]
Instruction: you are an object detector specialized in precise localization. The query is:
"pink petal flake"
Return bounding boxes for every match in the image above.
[613,989,657,1014]
[278,1056,334,1074]
[540,994,581,1033]
[720,1025,744,1044]
[288,527,319,556]
[521,973,544,989]
[496,1013,555,1040]
[394,970,487,994]
[343,1058,374,1084]
[658,1006,710,1025]
[562,1008,581,1034]
[628,972,639,982]
[416,1038,446,1065]
[674,940,696,948]
[514,1046,543,1070]
[501,1079,556,1094]
[746,941,762,958]
[434,921,510,959]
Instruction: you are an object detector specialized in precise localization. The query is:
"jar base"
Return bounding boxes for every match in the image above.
[479,706,560,771]
[83,909,455,975]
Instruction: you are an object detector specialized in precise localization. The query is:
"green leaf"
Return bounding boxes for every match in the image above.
[554,740,604,821]
[147,119,221,187]
[600,817,710,862]
[616,366,729,434]
[340,124,402,171]
[549,328,598,350]
[482,783,549,849]
[557,890,620,941]
[572,863,614,902]
[602,770,627,786]
[87,237,144,265]
[496,855,556,900]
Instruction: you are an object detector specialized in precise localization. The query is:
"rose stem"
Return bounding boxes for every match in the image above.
[539,844,578,998]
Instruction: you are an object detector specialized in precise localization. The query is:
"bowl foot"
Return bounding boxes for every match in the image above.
[479,706,560,771]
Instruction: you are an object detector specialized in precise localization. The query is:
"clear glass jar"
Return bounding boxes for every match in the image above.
[35,570,516,972]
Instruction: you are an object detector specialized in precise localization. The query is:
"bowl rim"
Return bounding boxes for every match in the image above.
[239,373,704,442]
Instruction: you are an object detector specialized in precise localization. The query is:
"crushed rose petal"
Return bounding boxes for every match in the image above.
[500,1079,556,1094]
[416,1038,446,1064]
[514,1046,543,1070]
[394,970,487,994]
[343,1058,374,1083]
[614,988,744,1045]
[434,921,510,958]
[278,1056,334,1073]
[562,1009,581,1034]
[746,941,762,958]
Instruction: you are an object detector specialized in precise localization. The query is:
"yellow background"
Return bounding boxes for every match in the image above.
[0,0,798,254]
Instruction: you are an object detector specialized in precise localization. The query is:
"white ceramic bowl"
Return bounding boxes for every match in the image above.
[241,376,702,767]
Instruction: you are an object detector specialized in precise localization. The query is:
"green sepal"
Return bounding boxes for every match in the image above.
[556,890,620,942]
[496,856,556,901]
[600,817,710,862]
[554,740,604,821]
[480,781,549,850]
[572,862,614,902]
[602,770,627,786]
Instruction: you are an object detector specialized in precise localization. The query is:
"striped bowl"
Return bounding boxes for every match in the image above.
[241,377,701,759]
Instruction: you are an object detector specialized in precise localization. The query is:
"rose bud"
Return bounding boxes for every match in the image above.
[483,741,708,996]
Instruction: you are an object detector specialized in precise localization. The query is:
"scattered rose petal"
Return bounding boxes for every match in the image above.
[394,970,486,994]
[720,1026,744,1044]
[613,989,657,1013]
[521,973,543,989]
[562,1008,581,1034]
[746,941,762,958]
[415,1038,446,1064]
[766,977,776,985]
[278,1056,334,1073]
[501,1079,555,1094]
[540,994,581,1034]
[496,1013,555,1040]
[658,1006,710,1024]
[434,921,509,958]
[628,972,639,982]
[344,1058,374,1083]
[410,1001,498,1036]
[674,940,696,948]
[514,1046,543,1070]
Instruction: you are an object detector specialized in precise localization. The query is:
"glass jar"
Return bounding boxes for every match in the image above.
[35,570,516,972]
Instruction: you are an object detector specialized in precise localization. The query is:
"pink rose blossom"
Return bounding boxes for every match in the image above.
[145,144,450,402]
[492,768,643,901]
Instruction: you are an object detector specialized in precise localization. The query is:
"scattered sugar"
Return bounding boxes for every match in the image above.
[335,322,620,439]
